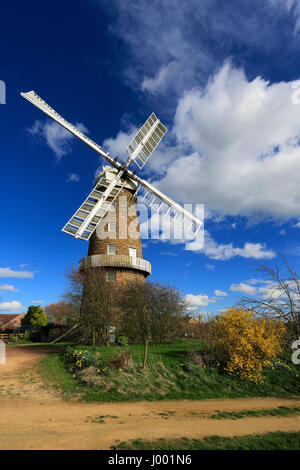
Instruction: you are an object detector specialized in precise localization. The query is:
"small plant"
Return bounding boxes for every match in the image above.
[63,346,99,371]
[109,349,133,369]
[117,335,129,346]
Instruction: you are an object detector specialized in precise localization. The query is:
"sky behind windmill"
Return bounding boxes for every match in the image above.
[1,0,300,317]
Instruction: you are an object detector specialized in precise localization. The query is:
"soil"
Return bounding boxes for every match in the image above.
[0,347,299,450]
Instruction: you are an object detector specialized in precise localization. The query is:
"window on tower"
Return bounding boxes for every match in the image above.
[129,247,137,258]
[106,270,116,282]
[107,245,117,255]
[109,202,116,212]
[108,222,116,232]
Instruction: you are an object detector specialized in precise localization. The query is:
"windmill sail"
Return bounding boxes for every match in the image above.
[21,90,203,242]
[126,113,167,169]
[63,174,126,240]
[20,91,121,171]
[137,181,202,238]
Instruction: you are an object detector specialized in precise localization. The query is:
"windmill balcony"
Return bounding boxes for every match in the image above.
[78,254,151,276]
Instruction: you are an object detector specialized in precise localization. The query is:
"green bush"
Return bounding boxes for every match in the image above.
[117,335,129,346]
[63,346,100,371]
[22,305,47,327]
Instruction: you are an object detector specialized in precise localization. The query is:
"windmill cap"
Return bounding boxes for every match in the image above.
[95,165,138,191]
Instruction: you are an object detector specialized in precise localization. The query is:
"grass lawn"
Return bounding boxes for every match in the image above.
[72,341,196,367]
[111,431,300,450]
[37,341,300,402]
[209,405,300,420]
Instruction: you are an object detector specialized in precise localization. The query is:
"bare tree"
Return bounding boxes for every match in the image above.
[63,267,118,345]
[239,256,300,342]
[119,281,151,368]
[119,281,188,368]
[45,301,75,325]
[147,282,187,342]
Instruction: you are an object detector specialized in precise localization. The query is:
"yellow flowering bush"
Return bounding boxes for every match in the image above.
[215,308,285,384]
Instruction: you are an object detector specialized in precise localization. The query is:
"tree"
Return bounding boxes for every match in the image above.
[45,301,76,325]
[119,281,188,368]
[238,256,300,342]
[147,282,187,342]
[119,281,151,368]
[63,266,118,345]
[22,305,47,327]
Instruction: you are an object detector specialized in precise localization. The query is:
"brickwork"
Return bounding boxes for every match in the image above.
[88,187,143,259]
[81,168,151,286]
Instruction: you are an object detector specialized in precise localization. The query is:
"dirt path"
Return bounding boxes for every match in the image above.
[0,347,299,450]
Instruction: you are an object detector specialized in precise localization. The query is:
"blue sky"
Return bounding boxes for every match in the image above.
[1,0,300,317]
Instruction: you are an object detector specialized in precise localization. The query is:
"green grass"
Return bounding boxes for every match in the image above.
[38,352,86,400]
[6,341,70,349]
[72,341,196,368]
[38,340,300,402]
[210,406,300,420]
[111,431,300,450]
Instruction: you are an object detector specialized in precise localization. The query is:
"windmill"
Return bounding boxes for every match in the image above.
[21,91,203,284]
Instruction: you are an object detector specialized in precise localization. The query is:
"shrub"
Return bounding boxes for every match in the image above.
[22,305,47,327]
[117,335,129,346]
[109,349,133,369]
[187,320,224,368]
[8,335,20,343]
[63,347,99,371]
[215,308,285,384]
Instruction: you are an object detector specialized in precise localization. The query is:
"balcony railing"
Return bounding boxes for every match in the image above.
[78,254,151,276]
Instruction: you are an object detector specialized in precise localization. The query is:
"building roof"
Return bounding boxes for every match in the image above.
[0,314,19,325]
[0,313,25,330]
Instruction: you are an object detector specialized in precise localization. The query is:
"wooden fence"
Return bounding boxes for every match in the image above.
[0,333,24,342]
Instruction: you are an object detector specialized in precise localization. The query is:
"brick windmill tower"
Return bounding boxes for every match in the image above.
[78,165,151,284]
[21,91,203,289]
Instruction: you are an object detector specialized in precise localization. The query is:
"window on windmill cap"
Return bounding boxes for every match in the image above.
[108,245,117,255]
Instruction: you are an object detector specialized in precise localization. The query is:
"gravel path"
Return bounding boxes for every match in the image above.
[0,347,299,449]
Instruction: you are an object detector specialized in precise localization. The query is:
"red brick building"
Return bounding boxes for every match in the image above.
[0,313,25,332]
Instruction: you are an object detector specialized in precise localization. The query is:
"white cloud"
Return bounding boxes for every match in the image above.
[230,283,257,294]
[155,63,300,222]
[141,61,182,95]
[29,300,44,304]
[205,264,215,270]
[214,290,227,296]
[104,0,295,98]
[103,127,137,164]
[0,300,23,311]
[28,120,88,160]
[186,231,275,260]
[103,62,300,224]
[293,221,300,228]
[184,293,217,310]
[0,267,34,279]
[66,173,80,182]
[0,284,19,292]
[269,0,300,31]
